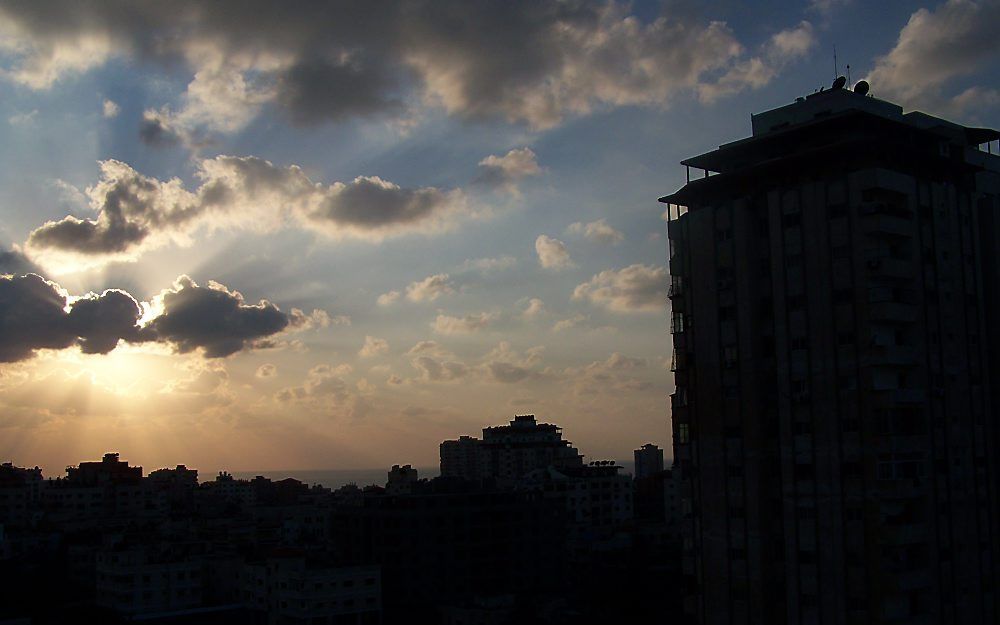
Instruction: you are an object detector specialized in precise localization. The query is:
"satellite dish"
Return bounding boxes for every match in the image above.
[853,80,870,96]
[832,75,847,90]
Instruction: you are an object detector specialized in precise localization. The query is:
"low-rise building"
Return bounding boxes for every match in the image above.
[95,545,205,616]
[240,552,381,625]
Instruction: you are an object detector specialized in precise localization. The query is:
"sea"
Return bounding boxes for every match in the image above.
[233,460,637,490]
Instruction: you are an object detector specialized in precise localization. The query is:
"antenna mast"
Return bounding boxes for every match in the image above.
[833,45,839,78]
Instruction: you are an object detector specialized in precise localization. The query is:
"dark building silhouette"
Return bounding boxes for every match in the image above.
[439,414,584,485]
[634,443,665,479]
[661,84,1000,624]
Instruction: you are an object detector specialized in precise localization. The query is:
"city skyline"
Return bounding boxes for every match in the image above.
[2,1,1000,477]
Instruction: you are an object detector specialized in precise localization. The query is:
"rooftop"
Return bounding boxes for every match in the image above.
[660,81,1000,207]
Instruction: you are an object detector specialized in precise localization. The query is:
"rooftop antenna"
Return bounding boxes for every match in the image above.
[833,45,839,79]
[846,64,851,85]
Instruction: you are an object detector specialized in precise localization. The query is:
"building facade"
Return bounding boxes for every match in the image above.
[661,85,999,624]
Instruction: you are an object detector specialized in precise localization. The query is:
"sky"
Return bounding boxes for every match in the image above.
[1,0,998,477]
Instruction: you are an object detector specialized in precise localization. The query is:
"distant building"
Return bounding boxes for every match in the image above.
[440,415,584,485]
[439,435,482,480]
[386,464,419,495]
[44,453,166,525]
[521,462,633,547]
[0,462,43,528]
[207,471,255,507]
[147,464,198,487]
[661,84,1000,623]
[66,452,142,486]
[633,443,664,479]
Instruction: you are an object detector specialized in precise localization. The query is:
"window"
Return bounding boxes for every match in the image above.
[723,346,738,368]
[671,312,686,334]
[677,423,690,445]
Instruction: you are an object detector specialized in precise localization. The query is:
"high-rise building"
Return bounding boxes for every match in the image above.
[439,415,583,485]
[660,84,999,624]
[634,443,665,479]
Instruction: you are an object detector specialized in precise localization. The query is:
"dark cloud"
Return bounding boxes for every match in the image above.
[310,176,453,229]
[0,1,805,131]
[25,159,200,260]
[0,250,43,276]
[0,273,310,362]
[0,274,142,362]
[27,214,148,255]
[145,277,290,358]
[67,289,143,354]
[487,361,533,384]
[277,56,404,125]
[138,112,182,147]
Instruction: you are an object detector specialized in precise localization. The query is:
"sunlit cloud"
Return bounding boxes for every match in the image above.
[572,264,668,312]
[535,235,572,270]
[567,219,624,245]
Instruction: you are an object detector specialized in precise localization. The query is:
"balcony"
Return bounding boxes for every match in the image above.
[863,213,913,239]
[671,390,688,409]
[865,256,913,280]
[670,349,687,372]
[668,276,684,299]
[867,344,918,367]
[869,302,917,323]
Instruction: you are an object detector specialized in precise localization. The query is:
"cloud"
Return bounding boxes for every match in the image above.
[459,256,517,273]
[432,312,496,335]
[276,363,370,418]
[0,2,809,133]
[255,363,277,378]
[865,0,1000,114]
[377,290,401,306]
[410,355,470,382]
[0,273,316,362]
[475,147,542,193]
[138,110,183,146]
[808,0,852,15]
[405,273,455,302]
[573,263,668,312]
[0,273,140,362]
[102,98,120,118]
[406,341,442,355]
[535,235,572,270]
[567,219,624,244]
[0,249,43,276]
[358,335,389,358]
[481,342,546,384]
[8,110,38,126]
[143,276,294,358]
[522,298,546,318]
[552,314,586,332]
[697,21,815,103]
[563,351,651,395]
[404,340,544,385]
[289,308,340,330]
[24,156,471,272]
